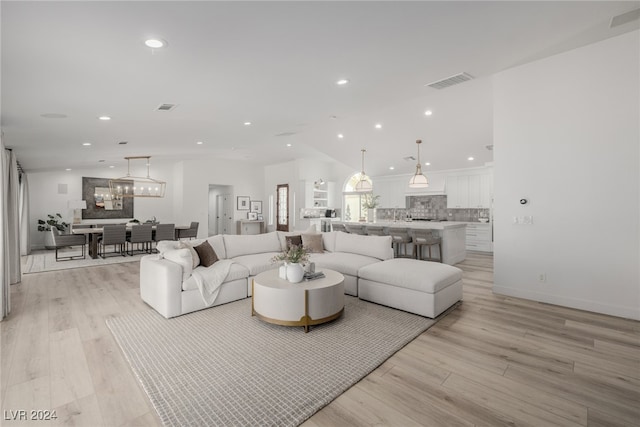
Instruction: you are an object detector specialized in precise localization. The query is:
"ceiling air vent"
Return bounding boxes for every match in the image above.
[275,132,297,137]
[426,72,474,90]
[155,103,177,111]
[610,8,640,28]
[403,156,416,162]
[118,141,128,145]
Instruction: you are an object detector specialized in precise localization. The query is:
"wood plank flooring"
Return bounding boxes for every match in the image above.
[2,252,639,426]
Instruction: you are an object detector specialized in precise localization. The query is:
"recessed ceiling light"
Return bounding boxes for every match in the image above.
[425,162,431,166]
[82,142,91,146]
[65,168,72,171]
[336,79,349,85]
[389,166,395,170]
[468,156,474,161]
[144,39,166,49]
[424,110,433,116]
[109,165,115,168]
[375,123,382,129]
[337,134,344,139]
[98,116,111,121]
[286,143,292,147]
[244,122,252,126]
[196,141,203,145]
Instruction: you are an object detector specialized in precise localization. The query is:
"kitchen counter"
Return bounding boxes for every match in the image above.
[333,221,466,265]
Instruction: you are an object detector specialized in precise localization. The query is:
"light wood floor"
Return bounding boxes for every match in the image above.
[2,253,638,426]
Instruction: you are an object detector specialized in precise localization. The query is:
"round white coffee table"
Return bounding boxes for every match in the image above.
[252,269,344,333]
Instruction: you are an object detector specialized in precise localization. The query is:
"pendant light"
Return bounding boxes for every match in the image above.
[108,156,166,198]
[408,139,429,188]
[354,148,373,192]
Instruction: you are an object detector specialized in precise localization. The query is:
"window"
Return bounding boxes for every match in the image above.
[276,184,289,231]
[343,173,372,221]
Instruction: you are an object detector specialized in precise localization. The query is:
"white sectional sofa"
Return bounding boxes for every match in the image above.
[140,230,462,319]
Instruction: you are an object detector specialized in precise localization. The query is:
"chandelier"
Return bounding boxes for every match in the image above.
[354,148,372,192]
[408,140,429,188]
[108,156,166,198]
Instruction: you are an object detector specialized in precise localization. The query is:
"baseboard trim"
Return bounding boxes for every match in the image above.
[492,286,640,321]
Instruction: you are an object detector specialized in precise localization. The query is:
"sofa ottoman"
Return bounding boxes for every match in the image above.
[357,258,463,318]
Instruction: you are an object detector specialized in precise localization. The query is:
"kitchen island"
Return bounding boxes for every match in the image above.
[332,221,467,265]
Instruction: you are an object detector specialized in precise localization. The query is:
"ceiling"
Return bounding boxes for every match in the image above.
[2,1,638,176]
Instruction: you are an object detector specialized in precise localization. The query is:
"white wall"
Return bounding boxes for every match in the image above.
[178,158,265,238]
[493,31,640,320]
[27,162,174,249]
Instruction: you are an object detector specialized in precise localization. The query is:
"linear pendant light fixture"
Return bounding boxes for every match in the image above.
[108,156,166,198]
[355,148,373,192]
[408,139,429,188]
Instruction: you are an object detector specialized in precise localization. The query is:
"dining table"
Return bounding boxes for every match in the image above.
[72,224,191,259]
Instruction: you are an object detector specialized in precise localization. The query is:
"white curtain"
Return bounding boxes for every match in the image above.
[19,173,31,256]
[1,146,22,320]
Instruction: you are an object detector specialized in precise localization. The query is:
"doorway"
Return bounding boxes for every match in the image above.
[208,185,234,236]
[276,184,289,232]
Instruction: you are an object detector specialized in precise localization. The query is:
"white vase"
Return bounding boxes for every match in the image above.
[367,208,377,223]
[44,231,56,250]
[286,263,305,283]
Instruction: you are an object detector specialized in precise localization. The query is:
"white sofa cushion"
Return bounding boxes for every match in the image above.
[310,252,380,277]
[182,262,249,291]
[162,248,193,282]
[358,258,462,293]
[322,231,338,252]
[277,226,317,251]
[224,232,281,259]
[232,252,281,276]
[206,234,226,260]
[156,240,182,254]
[335,232,393,260]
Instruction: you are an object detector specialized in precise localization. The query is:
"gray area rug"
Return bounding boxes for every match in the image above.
[107,296,454,426]
[22,250,145,274]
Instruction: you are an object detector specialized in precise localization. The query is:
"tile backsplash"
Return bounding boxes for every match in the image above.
[376,195,490,222]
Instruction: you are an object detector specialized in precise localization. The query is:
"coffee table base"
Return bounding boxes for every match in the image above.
[252,306,344,333]
[251,270,345,333]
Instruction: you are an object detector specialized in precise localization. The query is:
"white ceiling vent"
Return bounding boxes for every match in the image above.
[610,8,640,28]
[426,72,474,90]
[275,132,297,137]
[155,103,177,111]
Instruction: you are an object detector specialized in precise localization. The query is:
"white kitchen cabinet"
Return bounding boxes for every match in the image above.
[447,172,492,208]
[374,176,406,208]
[468,174,492,208]
[465,223,492,252]
[446,175,469,208]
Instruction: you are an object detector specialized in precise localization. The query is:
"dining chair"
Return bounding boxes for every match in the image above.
[388,227,413,258]
[331,223,348,233]
[412,229,443,262]
[345,224,366,235]
[153,223,175,252]
[51,228,87,261]
[178,221,199,240]
[127,224,153,256]
[98,225,126,258]
[365,226,387,236]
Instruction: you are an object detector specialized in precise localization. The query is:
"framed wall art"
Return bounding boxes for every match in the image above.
[250,200,262,214]
[237,196,250,210]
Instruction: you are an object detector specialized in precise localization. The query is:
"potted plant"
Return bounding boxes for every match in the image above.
[272,245,309,283]
[37,213,69,249]
[362,194,380,223]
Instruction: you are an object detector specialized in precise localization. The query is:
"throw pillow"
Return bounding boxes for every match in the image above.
[179,242,200,268]
[194,240,219,267]
[285,235,302,249]
[302,233,324,253]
